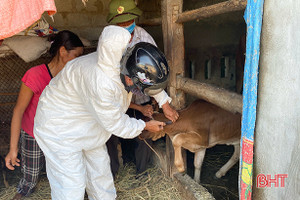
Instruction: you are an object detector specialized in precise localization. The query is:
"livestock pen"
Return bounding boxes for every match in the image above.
[0,48,214,200]
[2,0,299,200]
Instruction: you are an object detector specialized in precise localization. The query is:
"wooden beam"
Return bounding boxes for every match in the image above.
[173,173,215,200]
[177,76,242,114]
[136,17,162,26]
[176,0,247,24]
[151,141,213,199]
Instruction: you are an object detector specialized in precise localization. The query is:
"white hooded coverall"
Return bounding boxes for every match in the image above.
[34,26,170,200]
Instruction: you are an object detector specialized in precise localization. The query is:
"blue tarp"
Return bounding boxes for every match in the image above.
[239,0,264,199]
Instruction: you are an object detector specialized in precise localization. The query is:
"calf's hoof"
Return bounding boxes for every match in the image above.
[175,163,185,173]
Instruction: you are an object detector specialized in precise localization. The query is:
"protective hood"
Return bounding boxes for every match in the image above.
[97,25,131,82]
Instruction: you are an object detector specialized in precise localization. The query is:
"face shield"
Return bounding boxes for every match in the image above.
[120,45,134,76]
[120,42,170,96]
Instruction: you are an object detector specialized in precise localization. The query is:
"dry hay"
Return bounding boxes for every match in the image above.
[0,163,182,200]
[115,163,182,200]
[0,174,52,200]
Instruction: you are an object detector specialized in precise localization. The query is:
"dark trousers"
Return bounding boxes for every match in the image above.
[17,130,45,196]
[106,103,153,177]
[133,136,153,174]
[106,135,120,177]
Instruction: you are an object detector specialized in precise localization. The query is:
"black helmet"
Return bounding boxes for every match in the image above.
[120,42,169,96]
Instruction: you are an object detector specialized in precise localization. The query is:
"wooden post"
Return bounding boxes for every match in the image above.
[161,0,185,109]
[176,0,247,24]
[161,0,186,177]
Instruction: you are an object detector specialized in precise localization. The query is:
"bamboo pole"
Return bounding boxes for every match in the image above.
[177,76,242,114]
[176,0,247,24]
[0,102,16,106]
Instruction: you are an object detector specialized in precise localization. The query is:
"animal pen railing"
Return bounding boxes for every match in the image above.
[138,0,246,184]
[0,47,96,157]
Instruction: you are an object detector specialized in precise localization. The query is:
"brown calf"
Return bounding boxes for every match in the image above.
[140,99,241,183]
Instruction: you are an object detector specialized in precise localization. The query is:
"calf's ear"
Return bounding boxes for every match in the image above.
[138,130,152,140]
[139,130,165,141]
[152,132,166,141]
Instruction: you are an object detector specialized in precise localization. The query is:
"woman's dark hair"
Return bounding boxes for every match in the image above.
[48,30,84,59]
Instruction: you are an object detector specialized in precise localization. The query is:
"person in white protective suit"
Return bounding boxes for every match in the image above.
[106,0,179,177]
[34,25,167,200]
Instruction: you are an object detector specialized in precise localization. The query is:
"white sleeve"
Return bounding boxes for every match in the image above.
[143,34,157,47]
[85,86,146,139]
[151,90,172,108]
[136,26,157,47]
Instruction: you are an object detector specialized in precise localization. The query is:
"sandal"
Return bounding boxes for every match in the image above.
[11,193,24,200]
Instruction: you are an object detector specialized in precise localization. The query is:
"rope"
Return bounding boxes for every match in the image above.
[143,139,164,165]
[133,103,164,165]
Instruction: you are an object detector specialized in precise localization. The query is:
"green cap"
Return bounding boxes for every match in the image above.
[107,0,143,24]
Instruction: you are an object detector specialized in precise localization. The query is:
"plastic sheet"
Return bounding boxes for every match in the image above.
[239,0,265,199]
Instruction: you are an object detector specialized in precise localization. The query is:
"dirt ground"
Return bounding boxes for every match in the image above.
[186,144,239,200]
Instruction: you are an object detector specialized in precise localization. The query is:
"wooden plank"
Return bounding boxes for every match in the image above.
[136,17,162,26]
[173,173,215,200]
[177,76,243,114]
[176,0,247,24]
